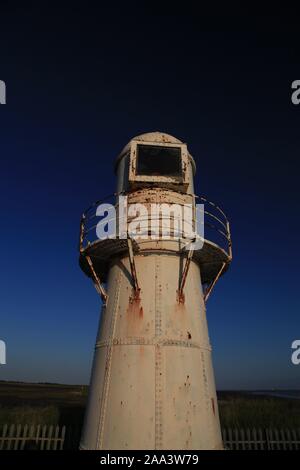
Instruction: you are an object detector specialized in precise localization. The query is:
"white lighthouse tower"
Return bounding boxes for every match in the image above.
[79,132,232,450]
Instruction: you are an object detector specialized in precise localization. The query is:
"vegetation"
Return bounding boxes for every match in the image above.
[0,381,87,427]
[0,405,59,426]
[218,392,300,428]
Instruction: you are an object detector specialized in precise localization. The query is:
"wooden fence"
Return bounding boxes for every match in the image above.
[0,425,300,450]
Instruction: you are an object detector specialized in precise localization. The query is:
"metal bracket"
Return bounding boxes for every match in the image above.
[86,255,108,304]
[79,215,85,253]
[203,262,226,303]
[127,237,140,294]
[177,248,194,302]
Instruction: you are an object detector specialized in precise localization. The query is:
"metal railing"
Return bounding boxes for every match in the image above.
[79,191,232,259]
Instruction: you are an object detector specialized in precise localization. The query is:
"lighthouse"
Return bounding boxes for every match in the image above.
[78,132,232,450]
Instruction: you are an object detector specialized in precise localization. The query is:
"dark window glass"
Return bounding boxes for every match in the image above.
[136,145,182,177]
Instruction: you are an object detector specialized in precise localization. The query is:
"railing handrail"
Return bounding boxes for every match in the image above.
[79,190,232,259]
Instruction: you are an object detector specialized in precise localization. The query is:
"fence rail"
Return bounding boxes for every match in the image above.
[0,424,67,450]
[0,424,300,450]
[222,427,300,450]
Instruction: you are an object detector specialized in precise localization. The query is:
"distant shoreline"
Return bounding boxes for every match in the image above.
[249,391,300,400]
[0,380,299,395]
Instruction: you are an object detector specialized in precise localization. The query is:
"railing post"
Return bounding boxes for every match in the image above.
[265,428,271,450]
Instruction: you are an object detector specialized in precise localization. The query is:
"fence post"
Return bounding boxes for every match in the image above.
[265,428,272,450]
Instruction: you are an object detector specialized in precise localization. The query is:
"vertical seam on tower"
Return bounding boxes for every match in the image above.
[155,255,163,450]
[96,268,121,449]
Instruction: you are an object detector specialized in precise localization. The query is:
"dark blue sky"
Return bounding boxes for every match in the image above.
[0,4,299,389]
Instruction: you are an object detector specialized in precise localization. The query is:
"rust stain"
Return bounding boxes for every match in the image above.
[127,288,142,312]
[129,287,141,303]
[174,301,189,338]
[176,289,185,304]
[126,288,144,336]
[175,299,186,314]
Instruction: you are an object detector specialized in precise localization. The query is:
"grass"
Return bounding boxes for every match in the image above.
[0,381,87,427]
[218,392,300,428]
[0,405,59,426]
